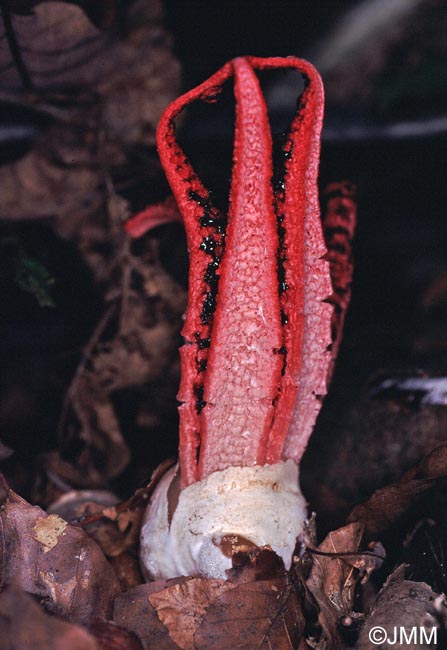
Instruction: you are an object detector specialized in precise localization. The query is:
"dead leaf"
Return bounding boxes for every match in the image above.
[347,481,433,540]
[70,458,176,552]
[46,488,144,588]
[0,582,98,650]
[307,523,364,616]
[195,580,305,650]
[149,578,233,650]
[114,575,304,650]
[0,1,178,141]
[0,3,102,91]
[305,523,384,650]
[45,461,175,591]
[0,479,119,625]
[403,441,447,481]
[7,1,121,31]
[348,443,447,539]
[0,0,179,227]
[109,552,143,592]
[60,372,132,482]
[88,619,143,650]
[113,582,179,650]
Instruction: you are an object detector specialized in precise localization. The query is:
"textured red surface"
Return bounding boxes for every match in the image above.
[199,59,283,477]
[321,181,356,383]
[124,196,182,238]
[156,57,332,486]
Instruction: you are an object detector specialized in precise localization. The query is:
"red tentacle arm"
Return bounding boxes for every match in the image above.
[124,196,182,238]
[321,180,357,380]
[156,62,232,485]
[199,58,283,477]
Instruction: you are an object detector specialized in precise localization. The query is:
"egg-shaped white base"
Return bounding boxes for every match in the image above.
[140,459,307,580]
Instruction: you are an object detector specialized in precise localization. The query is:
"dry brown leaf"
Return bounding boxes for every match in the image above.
[70,458,176,552]
[0,3,104,93]
[47,489,146,588]
[348,443,447,539]
[311,523,384,608]
[0,1,178,142]
[113,582,179,650]
[307,522,364,616]
[0,582,98,650]
[305,522,384,650]
[88,619,144,650]
[0,0,179,231]
[347,481,433,540]
[403,441,447,481]
[149,578,233,650]
[60,373,132,482]
[0,479,119,625]
[7,1,120,30]
[195,579,305,650]
[44,461,175,591]
[114,575,304,650]
[48,489,126,556]
[109,552,143,592]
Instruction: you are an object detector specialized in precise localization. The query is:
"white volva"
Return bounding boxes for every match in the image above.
[140,459,307,580]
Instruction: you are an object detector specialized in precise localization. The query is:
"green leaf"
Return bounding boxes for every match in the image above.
[15,253,55,307]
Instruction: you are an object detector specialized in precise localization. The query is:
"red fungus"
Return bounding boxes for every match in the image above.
[140,57,355,580]
[125,196,182,238]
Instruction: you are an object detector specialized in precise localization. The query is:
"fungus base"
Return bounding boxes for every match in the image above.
[140,459,307,580]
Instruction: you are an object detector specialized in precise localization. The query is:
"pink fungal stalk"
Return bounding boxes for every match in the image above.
[140,56,353,580]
